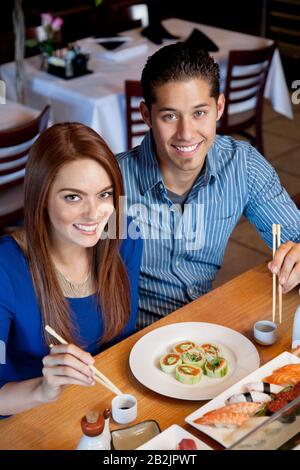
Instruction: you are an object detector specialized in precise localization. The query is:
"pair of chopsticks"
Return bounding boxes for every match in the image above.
[45,325,122,396]
[272,224,282,324]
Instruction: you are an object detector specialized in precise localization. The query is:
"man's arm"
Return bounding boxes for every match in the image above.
[243,146,300,293]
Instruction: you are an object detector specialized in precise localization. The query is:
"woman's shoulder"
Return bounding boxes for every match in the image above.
[0,235,26,268]
[119,218,143,266]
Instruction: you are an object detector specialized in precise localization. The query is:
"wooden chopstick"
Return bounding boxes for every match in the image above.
[272,224,277,323]
[272,224,283,324]
[277,224,282,324]
[45,325,122,396]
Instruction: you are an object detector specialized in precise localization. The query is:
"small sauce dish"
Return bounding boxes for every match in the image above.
[111,394,137,424]
[253,320,278,346]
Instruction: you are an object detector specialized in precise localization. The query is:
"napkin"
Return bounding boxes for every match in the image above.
[184,29,219,52]
[99,43,148,62]
[141,22,180,45]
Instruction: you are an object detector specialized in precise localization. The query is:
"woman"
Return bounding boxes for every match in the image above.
[0,123,142,416]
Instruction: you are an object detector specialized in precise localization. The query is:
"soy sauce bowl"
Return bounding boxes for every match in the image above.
[253,320,278,346]
[111,394,137,424]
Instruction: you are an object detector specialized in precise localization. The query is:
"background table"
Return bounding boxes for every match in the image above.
[0,263,299,450]
[0,18,293,154]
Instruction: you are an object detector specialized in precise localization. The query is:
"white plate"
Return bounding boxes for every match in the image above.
[136,424,212,450]
[129,322,259,400]
[185,351,300,448]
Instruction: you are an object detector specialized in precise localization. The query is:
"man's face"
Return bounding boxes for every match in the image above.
[140,78,224,175]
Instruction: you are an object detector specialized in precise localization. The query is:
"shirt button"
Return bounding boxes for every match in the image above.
[188,287,194,296]
[159,183,164,190]
[175,260,180,267]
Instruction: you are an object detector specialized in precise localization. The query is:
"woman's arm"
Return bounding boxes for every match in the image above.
[0,344,95,416]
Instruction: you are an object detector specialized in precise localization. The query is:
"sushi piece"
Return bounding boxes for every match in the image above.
[181,348,206,368]
[221,402,263,415]
[160,353,182,374]
[264,364,300,386]
[176,438,197,450]
[245,382,284,395]
[198,343,221,361]
[194,411,250,428]
[204,357,228,378]
[173,341,195,354]
[175,364,202,385]
[194,402,262,428]
[226,391,271,405]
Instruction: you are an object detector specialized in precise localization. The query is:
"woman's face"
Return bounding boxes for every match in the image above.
[47,158,115,250]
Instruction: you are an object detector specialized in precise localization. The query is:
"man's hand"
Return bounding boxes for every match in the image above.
[268,241,300,294]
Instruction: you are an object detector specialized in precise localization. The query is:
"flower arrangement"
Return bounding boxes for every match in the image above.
[26,13,64,56]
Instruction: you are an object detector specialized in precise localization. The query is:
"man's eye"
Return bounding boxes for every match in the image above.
[163,113,176,121]
[194,110,205,117]
[100,190,114,199]
[65,195,81,202]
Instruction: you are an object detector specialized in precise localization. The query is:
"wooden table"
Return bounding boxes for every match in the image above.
[0,263,299,450]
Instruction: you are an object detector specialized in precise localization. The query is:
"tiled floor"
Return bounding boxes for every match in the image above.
[214,99,300,287]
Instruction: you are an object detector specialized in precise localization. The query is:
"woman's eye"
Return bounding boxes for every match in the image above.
[65,194,81,202]
[100,190,114,199]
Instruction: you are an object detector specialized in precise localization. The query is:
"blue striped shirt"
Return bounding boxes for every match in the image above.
[117,131,300,328]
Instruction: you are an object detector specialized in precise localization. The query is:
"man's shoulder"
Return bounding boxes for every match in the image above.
[214,134,252,154]
[116,146,140,166]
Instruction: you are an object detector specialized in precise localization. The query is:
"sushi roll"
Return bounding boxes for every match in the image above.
[226,391,271,405]
[181,348,206,368]
[198,343,221,361]
[173,341,195,354]
[204,357,228,378]
[175,364,202,385]
[160,353,182,374]
[245,382,284,395]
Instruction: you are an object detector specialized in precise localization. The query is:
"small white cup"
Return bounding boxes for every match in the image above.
[111,394,137,424]
[253,320,278,346]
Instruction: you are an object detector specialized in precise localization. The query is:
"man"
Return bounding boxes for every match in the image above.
[117,43,300,329]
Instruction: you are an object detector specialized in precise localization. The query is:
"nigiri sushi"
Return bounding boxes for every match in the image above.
[194,402,263,428]
[194,412,250,428]
[226,391,271,405]
[244,382,284,395]
[264,364,300,386]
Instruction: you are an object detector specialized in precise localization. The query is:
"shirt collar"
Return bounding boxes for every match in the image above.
[138,131,164,195]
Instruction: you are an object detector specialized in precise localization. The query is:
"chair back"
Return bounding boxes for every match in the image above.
[0,105,50,228]
[293,193,300,210]
[219,43,275,154]
[125,80,148,149]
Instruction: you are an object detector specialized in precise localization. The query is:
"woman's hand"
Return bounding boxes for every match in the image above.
[39,344,95,403]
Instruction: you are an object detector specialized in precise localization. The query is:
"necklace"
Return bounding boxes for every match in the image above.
[55,268,95,298]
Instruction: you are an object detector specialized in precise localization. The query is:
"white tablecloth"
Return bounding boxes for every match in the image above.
[0,19,293,154]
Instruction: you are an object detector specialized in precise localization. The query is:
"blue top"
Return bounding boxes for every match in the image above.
[0,233,142,390]
[117,131,300,328]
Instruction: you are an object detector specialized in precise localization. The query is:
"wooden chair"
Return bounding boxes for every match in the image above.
[125,80,148,149]
[219,44,275,155]
[0,105,50,229]
[293,193,300,210]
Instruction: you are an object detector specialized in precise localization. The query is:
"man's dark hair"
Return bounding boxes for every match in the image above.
[141,43,220,107]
